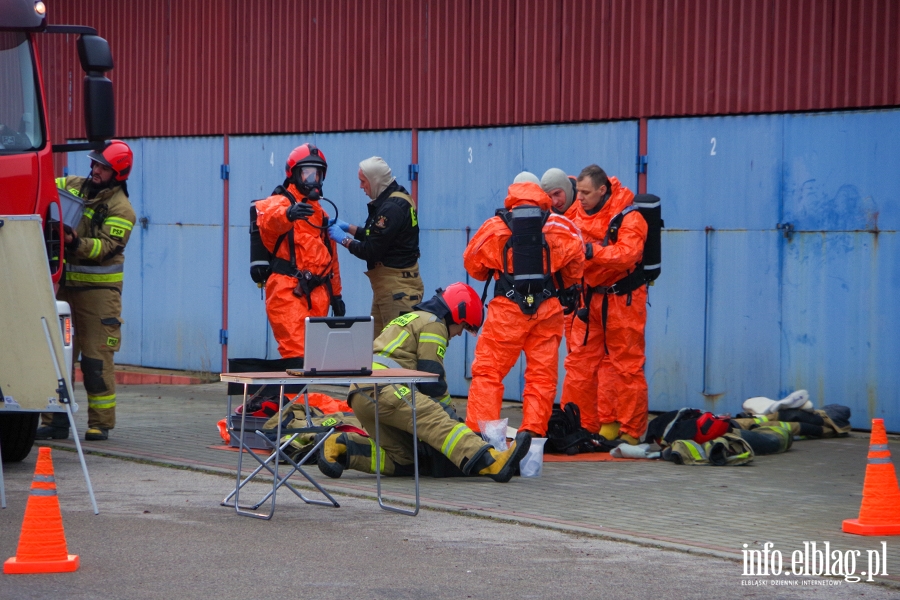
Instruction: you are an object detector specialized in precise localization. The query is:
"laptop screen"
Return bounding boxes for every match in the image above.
[303,316,374,375]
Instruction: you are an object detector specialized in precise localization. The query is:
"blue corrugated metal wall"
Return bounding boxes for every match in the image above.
[647,110,898,430]
[78,109,898,430]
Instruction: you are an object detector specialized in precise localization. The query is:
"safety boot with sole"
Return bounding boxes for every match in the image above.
[36,426,70,440]
[85,427,109,441]
[478,432,532,483]
[316,432,347,479]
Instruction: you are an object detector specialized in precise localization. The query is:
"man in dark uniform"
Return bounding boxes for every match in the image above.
[328,157,423,335]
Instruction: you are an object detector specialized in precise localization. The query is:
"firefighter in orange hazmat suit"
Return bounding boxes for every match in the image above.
[541,168,579,343]
[463,179,584,437]
[254,143,343,358]
[560,165,649,444]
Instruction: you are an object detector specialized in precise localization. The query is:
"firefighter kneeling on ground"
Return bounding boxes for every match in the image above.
[316,283,532,483]
[253,143,344,359]
[37,140,136,442]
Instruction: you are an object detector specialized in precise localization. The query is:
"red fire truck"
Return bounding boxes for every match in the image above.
[0,0,116,461]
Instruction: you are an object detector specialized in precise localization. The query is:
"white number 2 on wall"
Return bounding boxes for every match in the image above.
[710,137,717,156]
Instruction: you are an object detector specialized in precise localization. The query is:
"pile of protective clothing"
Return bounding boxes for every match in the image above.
[734,389,852,440]
[644,408,755,466]
[639,391,852,467]
[216,392,353,448]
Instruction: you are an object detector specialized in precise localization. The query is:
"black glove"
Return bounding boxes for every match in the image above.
[559,285,580,315]
[330,295,346,317]
[286,202,315,222]
[584,242,594,260]
[64,229,81,252]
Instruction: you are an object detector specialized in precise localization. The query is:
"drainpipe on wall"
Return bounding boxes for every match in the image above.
[221,135,230,373]
[638,117,648,194]
[411,128,419,209]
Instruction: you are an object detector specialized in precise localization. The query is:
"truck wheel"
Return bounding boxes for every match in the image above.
[0,413,39,463]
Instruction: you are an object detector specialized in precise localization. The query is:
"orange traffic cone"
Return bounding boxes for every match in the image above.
[4,447,80,573]
[842,419,900,536]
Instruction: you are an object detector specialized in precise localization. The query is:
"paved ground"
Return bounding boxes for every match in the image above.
[3,451,897,600]
[12,379,900,592]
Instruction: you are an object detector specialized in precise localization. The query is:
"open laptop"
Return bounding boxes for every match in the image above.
[289,316,374,376]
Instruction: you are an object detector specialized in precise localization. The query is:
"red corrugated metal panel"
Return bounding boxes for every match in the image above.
[660,0,775,117]
[560,0,611,122]
[38,0,900,138]
[511,0,562,124]
[421,0,470,128]
[470,0,516,126]
[832,0,900,109]
[771,0,834,112]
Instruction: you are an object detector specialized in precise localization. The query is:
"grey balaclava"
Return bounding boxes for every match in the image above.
[359,156,395,200]
[513,171,540,184]
[541,168,573,208]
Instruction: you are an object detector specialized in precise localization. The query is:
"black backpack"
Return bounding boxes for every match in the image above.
[480,205,565,315]
[545,404,594,455]
[602,193,663,295]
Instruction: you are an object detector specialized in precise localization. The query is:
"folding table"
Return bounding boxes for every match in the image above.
[219,369,438,518]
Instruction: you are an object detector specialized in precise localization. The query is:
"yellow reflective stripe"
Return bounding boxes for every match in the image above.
[84,207,95,219]
[87,238,102,259]
[683,441,705,462]
[369,440,387,474]
[441,422,471,458]
[410,206,418,227]
[66,271,124,283]
[419,332,447,346]
[87,394,116,409]
[55,177,67,188]
[437,394,452,406]
[378,330,409,357]
[104,216,134,230]
[371,363,388,370]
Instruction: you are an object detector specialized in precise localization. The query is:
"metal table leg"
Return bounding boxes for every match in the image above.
[374,382,420,516]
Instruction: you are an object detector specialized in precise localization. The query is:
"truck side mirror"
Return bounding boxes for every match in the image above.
[78,34,115,142]
[84,75,115,141]
[77,35,114,73]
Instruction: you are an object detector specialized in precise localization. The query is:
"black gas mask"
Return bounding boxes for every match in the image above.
[293,165,325,200]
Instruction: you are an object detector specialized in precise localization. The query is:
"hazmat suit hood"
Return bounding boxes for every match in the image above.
[504,182,552,212]
[359,156,395,200]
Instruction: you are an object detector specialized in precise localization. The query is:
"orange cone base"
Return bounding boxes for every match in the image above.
[842,518,900,536]
[3,554,80,574]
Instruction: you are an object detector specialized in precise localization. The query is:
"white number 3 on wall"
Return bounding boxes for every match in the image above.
[468,147,473,163]
[710,137,717,156]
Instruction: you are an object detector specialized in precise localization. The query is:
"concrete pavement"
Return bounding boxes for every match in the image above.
[20,379,900,590]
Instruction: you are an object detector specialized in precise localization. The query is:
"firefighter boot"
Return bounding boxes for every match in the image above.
[317,432,348,479]
[618,433,640,445]
[598,422,621,441]
[471,432,532,483]
[85,427,109,441]
[36,412,70,440]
